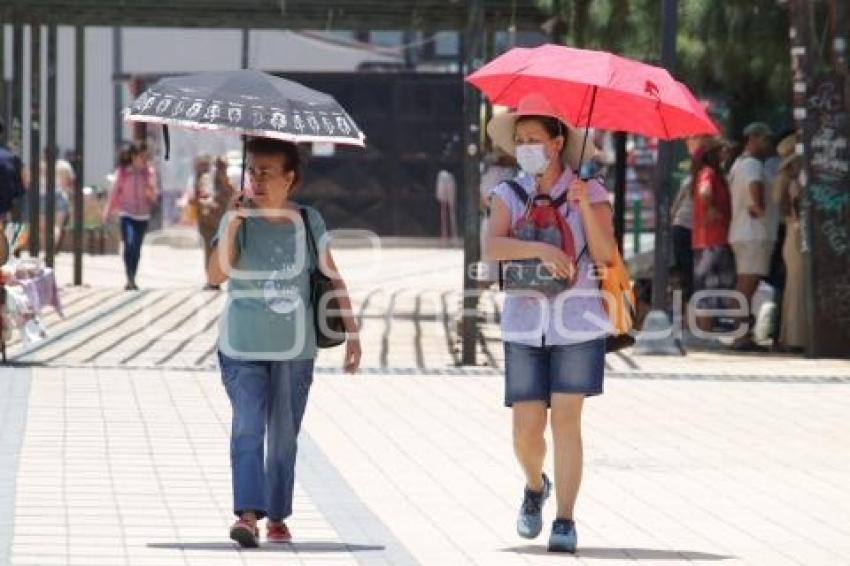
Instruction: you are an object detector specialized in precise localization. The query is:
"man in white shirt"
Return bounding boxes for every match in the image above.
[727,122,777,349]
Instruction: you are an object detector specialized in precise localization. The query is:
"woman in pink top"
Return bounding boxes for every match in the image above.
[103,143,158,290]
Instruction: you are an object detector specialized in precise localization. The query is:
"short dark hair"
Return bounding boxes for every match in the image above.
[245,137,302,185]
[117,141,145,167]
[117,143,131,167]
[515,115,566,140]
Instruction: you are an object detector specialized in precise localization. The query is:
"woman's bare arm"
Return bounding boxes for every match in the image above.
[321,248,361,373]
[484,195,574,280]
[484,197,547,261]
[581,202,616,265]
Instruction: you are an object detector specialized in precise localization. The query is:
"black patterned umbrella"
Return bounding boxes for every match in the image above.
[124,69,365,147]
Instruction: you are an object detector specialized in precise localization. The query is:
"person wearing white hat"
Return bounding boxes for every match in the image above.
[773,134,807,351]
[483,93,616,553]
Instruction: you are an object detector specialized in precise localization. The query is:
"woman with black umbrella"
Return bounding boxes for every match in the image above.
[125,70,366,546]
[208,137,361,547]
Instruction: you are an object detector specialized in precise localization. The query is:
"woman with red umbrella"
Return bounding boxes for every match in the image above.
[484,93,617,553]
[470,44,718,553]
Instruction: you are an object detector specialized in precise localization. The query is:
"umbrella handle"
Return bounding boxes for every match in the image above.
[239,136,248,246]
[576,85,598,180]
[162,125,170,161]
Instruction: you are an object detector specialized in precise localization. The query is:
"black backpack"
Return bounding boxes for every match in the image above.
[0,147,25,215]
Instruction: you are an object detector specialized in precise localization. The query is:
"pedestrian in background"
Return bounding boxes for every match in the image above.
[727,122,777,349]
[103,142,158,290]
[180,154,211,226]
[39,151,75,251]
[435,168,457,242]
[670,136,700,305]
[199,156,235,290]
[690,137,735,333]
[773,134,807,351]
[181,153,234,290]
[0,119,26,231]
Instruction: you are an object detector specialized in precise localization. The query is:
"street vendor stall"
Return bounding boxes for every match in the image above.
[0,249,64,362]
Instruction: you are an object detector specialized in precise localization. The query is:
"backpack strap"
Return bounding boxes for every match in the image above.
[299,207,319,269]
[552,193,568,209]
[505,180,570,215]
[507,179,571,211]
[577,245,588,262]
[504,180,530,206]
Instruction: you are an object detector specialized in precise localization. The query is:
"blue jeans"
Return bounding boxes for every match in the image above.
[218,351,315,521]
[119,217,148,282]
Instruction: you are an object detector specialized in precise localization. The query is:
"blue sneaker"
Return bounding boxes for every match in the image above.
[547,518,577,553]
[516,473,551,539]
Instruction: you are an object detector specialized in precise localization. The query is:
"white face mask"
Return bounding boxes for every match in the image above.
[515,143,550,176]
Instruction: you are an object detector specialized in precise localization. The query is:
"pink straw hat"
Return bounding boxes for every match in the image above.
[487,93,598,170]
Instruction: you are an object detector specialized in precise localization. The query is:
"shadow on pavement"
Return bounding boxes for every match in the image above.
[504,546,735,560]
[148,541,385,553]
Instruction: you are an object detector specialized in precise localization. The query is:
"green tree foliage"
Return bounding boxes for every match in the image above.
[538,0,792,136]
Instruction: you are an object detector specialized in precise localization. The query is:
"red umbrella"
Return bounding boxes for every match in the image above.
[466,44,718,140]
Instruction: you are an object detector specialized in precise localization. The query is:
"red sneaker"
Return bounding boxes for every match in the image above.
[229,519,259,548]
[266,521,292,543]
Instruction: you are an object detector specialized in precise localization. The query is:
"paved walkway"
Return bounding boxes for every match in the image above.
[4,366,850,565]
[0,239,849,565]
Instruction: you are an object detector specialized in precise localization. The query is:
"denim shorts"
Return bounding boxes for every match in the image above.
[503,339,605,406]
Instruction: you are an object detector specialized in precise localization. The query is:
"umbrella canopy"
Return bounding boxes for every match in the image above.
[124,69,366,147]
[466,44,718,140]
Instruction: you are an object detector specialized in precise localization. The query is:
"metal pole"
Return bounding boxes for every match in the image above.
[0,23,5,133]
[9,23,23,227]
[11,24,23,157]
[651,0,677,310]
[633,199,642,255]
[634,0,681,354]
[241,29,249,69]
[613,131,627,252]
[461,0,484,366]
[73,26,85,286]
[45,24,56,268]
[113,27,122,148]
[28,23,41,258]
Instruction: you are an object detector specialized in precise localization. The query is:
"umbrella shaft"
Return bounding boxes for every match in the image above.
[577,85,598,177]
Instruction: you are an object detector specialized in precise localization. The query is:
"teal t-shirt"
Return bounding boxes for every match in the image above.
[213,204,326,361]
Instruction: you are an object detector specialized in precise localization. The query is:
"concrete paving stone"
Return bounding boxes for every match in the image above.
[11,525,69,537]
[10,556,69,566]
[67,543,132,556]
[10,544,70,557]
[67,556,129,566]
